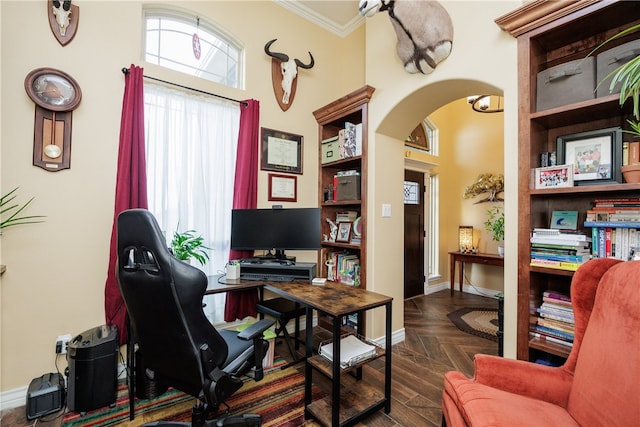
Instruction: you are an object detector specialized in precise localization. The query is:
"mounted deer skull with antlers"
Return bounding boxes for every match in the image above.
[264,39,314,111]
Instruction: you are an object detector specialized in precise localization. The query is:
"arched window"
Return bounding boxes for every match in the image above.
[144,8,243,88]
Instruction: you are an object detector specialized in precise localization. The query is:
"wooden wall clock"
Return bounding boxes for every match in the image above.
[24,67,81,171]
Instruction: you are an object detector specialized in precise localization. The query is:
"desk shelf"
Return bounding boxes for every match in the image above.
[307,385,385,427]
[308,345,385,378]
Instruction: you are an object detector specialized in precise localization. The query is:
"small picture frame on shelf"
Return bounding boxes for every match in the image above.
[556,127,622,185]
[534,164,574,189]
[336,221,352,243]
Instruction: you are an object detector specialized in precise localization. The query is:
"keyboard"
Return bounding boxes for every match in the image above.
[240,273,297,282]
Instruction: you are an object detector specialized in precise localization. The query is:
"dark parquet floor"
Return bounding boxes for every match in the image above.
[1,289,498,427]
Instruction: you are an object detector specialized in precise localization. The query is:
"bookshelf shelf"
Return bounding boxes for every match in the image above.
[529,336,571,359]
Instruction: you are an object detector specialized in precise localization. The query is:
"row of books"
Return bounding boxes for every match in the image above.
[584,198,640,260]
[530,291,574,348]
[529,229,591,271]
[325,251,360,286]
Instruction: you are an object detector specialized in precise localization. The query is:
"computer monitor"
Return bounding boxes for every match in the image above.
[230,207,321,260]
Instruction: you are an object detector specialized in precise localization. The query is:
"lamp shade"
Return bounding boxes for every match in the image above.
[459,226,474,252]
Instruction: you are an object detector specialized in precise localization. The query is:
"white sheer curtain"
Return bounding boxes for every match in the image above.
[144,83,240,324]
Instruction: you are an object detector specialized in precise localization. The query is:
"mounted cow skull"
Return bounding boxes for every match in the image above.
[264,39,314,111]
[48,0,79,46]
[359,0,453,74]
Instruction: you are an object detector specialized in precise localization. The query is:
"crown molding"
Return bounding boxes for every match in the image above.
[495,0,601,38]
[275,0,364,38]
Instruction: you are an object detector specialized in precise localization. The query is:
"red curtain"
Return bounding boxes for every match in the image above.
[224,99,260,322]
[104,65,148,345]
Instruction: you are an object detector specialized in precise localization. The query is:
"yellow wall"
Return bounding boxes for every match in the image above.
[432,98,505,292]
[0,0,362,392]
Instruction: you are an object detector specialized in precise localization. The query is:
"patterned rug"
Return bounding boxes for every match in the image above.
[447,307,499,342]
[61,358,324,427]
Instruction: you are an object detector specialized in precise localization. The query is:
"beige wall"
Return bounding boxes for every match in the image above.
[361,1,519,352]
[0,0,362,393]
[1,0,521,398]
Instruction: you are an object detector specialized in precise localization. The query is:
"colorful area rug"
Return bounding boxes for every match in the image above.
[447,307,499,342]
[61,358,324,427]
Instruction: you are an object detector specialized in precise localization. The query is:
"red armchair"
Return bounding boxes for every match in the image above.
[442,258,640,426]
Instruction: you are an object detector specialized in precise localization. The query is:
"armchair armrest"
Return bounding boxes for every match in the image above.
[473,354,573,407]
[237,319,274,341]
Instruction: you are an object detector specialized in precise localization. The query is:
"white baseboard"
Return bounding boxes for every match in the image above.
[425,280,501,299]
[1,385,28,411]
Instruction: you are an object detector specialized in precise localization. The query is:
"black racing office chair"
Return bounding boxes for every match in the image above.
[116,209,274,426]
[256,297,306,367]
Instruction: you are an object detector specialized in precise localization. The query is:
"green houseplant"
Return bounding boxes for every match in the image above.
[170,229,210,266]
[484,206,505,242]
[1,187,45,232]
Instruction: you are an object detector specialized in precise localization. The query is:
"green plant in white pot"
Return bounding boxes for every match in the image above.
[484,206,504,256]
[170,229,210,266]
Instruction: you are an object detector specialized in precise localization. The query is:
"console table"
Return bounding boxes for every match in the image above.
[448,251,504,296]
[266,280,392,427]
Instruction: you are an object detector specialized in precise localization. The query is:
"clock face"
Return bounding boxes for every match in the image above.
[25,68,81,111]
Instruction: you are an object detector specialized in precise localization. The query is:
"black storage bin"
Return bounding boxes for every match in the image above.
[67,324,118,412]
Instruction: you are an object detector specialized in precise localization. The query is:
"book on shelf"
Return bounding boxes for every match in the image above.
[530,243,590,253]
[530,252,591,263]
[532,325,574,342]
[537,317,575,334]
[542,296,572,307]
[584,221,640,228]
[543,290,571,302]
[538,309,575,325]
[318,334,377,368]
[530,332,574,348]
[531,229,591,242]
[529,259,582,271]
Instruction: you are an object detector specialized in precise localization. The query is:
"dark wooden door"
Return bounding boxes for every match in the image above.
[404,169,425,299]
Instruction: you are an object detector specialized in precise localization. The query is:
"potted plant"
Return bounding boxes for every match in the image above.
[484,206,505,256]
[170,228,210,266]
[1,187,45,233]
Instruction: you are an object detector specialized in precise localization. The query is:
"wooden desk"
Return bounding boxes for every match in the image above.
[266,281,392,427]
[448,251,504,296]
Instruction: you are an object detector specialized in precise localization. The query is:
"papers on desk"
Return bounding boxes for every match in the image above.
[319,334,377,368]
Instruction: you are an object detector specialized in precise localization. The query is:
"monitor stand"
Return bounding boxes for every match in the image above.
[256,250,296,264]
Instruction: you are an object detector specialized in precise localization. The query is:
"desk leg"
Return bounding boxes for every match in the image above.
[449,254,455,296]
[127,317,135,421]
[385,302,392,413]
[332,318,341,427]
[304,307,313,413]
[458,261,464,294]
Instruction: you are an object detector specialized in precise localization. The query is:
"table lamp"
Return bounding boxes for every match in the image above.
[458,226,474,253]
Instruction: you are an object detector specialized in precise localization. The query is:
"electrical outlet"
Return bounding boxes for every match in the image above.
[55,334,72,355]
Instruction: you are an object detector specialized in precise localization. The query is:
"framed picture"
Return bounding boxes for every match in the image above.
[268,173,297,202]
[534,164,574,189]
[261,128,303,174]
[336,221,352,243]
[550,210,578,230]
[556,127,622,185]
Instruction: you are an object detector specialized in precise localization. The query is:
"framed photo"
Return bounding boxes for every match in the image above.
[261,128,303,174]
[336,221,352,243]
[556,127,622,185]
[535,164,574,189]
[550,210,578,230]
[268,173,297,202]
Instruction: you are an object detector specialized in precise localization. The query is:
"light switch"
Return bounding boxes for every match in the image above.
[382,204,392,217]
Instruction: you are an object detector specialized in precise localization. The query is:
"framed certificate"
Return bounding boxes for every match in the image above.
[268,173,297,202]
[261,128,303,174]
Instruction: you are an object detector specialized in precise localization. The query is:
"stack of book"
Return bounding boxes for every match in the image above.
[531,291,574,348]
[584,198,640,259]
[529,228,591,271]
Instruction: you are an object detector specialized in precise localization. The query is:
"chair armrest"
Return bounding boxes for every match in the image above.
[473,354,573,407]
[237,319,274,341]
